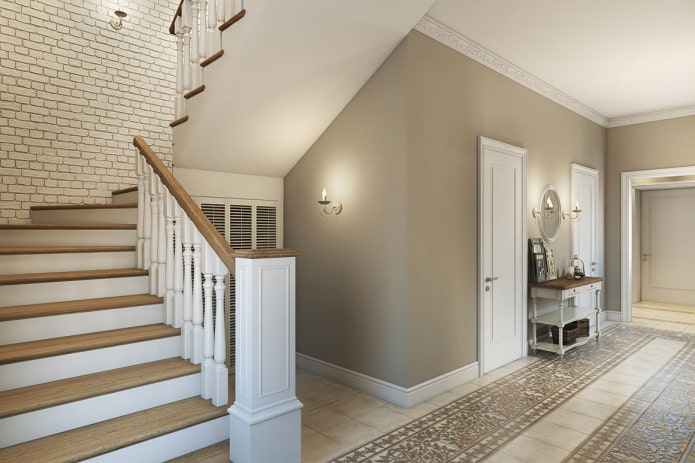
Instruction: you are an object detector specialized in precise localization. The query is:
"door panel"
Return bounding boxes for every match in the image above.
[641,188,695,305]
[479,137,526,374]
[572,165,598,311]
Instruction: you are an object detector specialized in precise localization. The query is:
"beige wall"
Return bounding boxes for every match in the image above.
[285,31,605,389]
[605,116,695,310]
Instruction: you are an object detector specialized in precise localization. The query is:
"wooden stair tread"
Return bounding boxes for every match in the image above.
[0,224,136,230]
[184,84,205,99]
[219,9,246,31]
[0,358,199,419]
[0,396,226,463]
[0,246,135,255]
[0,324,179,365]
[170,116,188,127]
[0,294,163,322]
[0,268,147,286]
[31,203,137,210]
[111,186,137,195]
[201,50,224,68]
[166,440,229,462]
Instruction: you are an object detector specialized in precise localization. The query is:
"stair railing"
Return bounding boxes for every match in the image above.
[170,0,246,120]
[134,136,232,406]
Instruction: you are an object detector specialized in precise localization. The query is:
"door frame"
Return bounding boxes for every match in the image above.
[620,166,695,321]
[477,136,527,376]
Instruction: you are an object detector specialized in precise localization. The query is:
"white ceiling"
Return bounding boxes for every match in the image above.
[425,0,695,124]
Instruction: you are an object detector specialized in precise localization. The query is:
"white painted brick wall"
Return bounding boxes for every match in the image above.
[0,0,178,223]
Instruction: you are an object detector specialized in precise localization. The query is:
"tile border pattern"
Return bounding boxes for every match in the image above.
[333,325,694,462]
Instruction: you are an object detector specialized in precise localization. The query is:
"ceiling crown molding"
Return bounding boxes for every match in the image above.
[607,105,695,128]
[414,16,610,127]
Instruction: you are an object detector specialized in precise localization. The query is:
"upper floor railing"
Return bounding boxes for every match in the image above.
[169,0,246,122]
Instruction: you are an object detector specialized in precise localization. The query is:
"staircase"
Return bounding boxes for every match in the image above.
[0,188,229,462]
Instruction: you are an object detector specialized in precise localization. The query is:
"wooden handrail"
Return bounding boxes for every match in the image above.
[169,0,184,35]
[133,137,235,272]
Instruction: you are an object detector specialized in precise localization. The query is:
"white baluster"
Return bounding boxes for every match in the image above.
[149,167,159,295]
[182,0,192,95]
[182,215,193,359]
[174,17,185,119]
[157,180,167,297]
[209,0,220,56]
[142,163,152,271]
[164,190,175,325]
[199,0,208,63]
[202,263,214,399]
[224,0,234,21]
[190,0,202,89]
[173,202,184,329]
[213,266,229,406]
[136,155,145,269]
[191,227,203,364]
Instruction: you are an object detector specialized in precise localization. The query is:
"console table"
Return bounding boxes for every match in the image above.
[529,276,603,354]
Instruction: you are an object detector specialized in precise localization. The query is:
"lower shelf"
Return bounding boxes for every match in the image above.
[532,331,600,355]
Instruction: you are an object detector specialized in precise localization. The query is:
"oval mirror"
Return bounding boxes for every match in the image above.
[537,185,561,243]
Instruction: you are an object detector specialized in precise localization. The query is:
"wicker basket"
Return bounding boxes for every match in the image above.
[551,322,577,345]
[576,318,590,337]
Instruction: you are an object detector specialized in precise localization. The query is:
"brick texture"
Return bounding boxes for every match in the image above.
[0,0,177,223]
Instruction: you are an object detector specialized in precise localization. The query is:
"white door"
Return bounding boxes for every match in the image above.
[641,188,695,305]
[478,137,526,374]
[571,164,599,310]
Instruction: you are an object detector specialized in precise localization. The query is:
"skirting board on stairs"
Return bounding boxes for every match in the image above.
[296,353,478,408]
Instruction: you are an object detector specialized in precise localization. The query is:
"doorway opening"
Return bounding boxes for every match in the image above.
[620,166,695,335]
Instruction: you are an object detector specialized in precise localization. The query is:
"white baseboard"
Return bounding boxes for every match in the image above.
[296,353,478,408]
[604,310,622,322]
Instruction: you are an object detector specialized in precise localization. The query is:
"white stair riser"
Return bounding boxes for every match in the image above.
[112,191,138,203]
[0,304,164,345]
[0,251,136,275]
[31,208,138,225]
[0,275,149,307]
[0,336,181,391]
[0,373,201,447]
[0,229,136,246]
[85,415,229,463]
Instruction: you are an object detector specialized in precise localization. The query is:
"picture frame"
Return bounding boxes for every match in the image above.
[545,246,557,280]
[528,238,548,283]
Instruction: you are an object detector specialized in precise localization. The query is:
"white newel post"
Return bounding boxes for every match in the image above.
[229,255,302,463]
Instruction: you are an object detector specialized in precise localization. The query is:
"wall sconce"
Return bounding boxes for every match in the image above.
[109,10,127,30]
[318,187,342,216]
[532,197,556,219]
[562,202,582,222]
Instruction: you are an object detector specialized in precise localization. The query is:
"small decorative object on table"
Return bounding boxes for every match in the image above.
[568,254,585,279]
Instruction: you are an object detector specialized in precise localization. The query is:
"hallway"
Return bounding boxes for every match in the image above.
[173,321,694,462]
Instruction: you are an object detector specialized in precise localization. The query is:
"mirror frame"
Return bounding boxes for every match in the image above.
[537,184,561,243]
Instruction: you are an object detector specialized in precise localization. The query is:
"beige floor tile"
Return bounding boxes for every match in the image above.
[601,371,650,387]
[352,405,412,432]
[499,435,571,463]
[542,408,605,434]
[523,420,589,451]
[427,390,460,406]
[586,379,640,397]
[575,387,629,407]
[301,432,348,463]
[319,418,382,447]
[302,425,318,441]
[385,400,440,419]
[329,395,383,418]
[450,381,483,397]
[485,451,525,462]
[562,397,618,421]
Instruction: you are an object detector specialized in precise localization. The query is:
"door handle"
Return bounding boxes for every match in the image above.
[485,276,499,282]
